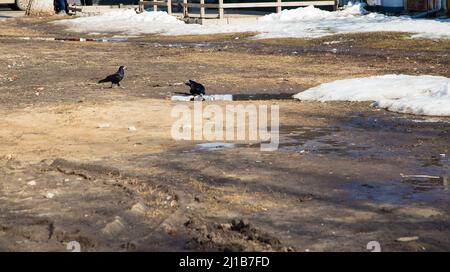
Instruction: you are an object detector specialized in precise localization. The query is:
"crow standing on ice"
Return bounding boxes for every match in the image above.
[98,66,126,88]
[185,80,206,96]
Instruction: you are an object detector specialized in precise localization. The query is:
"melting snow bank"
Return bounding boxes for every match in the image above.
[54,4,450,39]
[294,75,450,117]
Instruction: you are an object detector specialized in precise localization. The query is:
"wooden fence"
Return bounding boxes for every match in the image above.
[138,0,337,19]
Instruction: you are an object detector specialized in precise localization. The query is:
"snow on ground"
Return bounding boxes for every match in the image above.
[294,75,450,117]
[55,3,450,39]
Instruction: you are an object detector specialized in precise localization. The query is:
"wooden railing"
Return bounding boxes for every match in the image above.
[139,0,337,19]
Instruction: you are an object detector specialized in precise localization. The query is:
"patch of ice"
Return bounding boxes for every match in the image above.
[196,142,236,150]
[294,75,450,117]
[55,4,450,40]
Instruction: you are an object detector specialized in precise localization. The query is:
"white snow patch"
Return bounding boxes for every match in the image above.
[28,0,54,16]
[171,94,233,101]
[294,75,450,117]
[55,4,450,40]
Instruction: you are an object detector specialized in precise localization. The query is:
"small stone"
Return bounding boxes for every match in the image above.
[130,203,147,215]
[231,219,250,231]
[27,180,36,186]
[45,192,55,199]
[97,123,110,129]
[128,126,137,132]
[196,224,208,232]
[219,223,232,230]
[396,236,419,242]
[102,217,125,236]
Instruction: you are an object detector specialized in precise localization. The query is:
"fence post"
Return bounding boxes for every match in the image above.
[200,0,205,18]
[277,0,282,13]
[183,0,188,17]
[219,0,224,19]
[167,0,172,14]
[153,1,157,11]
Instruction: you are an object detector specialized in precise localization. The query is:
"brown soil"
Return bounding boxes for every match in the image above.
[0,15,449,252]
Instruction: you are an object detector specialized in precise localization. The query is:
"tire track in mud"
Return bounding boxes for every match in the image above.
[49,158,290,251]
[49,159,189,248]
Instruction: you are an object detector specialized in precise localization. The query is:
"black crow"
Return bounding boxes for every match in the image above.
[185,80,205,96]
[98,66,126,88]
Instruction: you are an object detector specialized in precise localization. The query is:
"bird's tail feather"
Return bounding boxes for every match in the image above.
[98,78,108,83]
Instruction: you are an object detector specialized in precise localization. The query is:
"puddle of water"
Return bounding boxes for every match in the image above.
[282,123,450,204]
[233,93,296,101]
[139,41,211,48]
[348,114,450,131]
[418,154,449,168]
[96,37,129,43]
[345,178,450,205]
[277,126,373,157]
[195,142,237,151]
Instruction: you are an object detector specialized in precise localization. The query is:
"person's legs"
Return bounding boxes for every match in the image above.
[55,0,66,13]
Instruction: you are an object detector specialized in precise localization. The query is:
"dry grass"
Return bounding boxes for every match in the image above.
[258,32,450,52]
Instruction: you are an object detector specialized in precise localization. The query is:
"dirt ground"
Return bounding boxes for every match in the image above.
[0,15,449,252]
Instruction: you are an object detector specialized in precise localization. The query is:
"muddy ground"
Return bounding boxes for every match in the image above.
[0,15,449,252]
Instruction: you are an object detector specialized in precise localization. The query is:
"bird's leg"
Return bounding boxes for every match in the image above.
[110,83,114,88]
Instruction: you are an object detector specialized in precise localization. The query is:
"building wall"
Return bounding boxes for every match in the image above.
[365,0,447,12]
